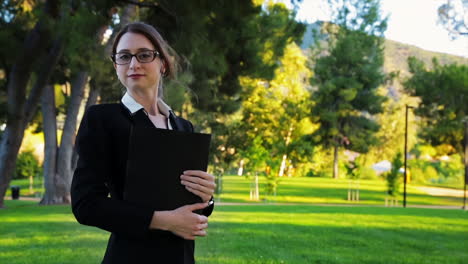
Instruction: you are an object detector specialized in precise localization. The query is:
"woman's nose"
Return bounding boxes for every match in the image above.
[129,56,140,69]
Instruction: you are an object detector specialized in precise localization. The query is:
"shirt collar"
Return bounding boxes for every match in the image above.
[121,92,172,117]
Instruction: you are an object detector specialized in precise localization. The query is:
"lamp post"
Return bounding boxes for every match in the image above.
[403,105,414,208]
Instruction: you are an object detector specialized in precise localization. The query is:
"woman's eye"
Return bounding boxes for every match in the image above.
[118,54,131,60]
[139,53,152,59]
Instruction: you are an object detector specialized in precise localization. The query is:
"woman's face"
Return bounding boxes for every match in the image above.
[114,32,163,94]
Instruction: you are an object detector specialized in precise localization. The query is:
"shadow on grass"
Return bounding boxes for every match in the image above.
[197,220,468,264]
[0,202,467,264]
[0,220,108,264]
[213,204,468,220]
[220,185,463,206]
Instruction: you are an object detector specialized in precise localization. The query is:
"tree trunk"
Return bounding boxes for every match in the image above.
[85,83,101,109]
[333,145,339,179]
[40,85,59,205]
[278,124,293,177]
[25,38,64,124]
[53,71,88,204]
[0,21,53,208]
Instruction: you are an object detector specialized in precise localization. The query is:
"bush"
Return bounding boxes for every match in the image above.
[384,153,403,196]
[423,166,439,183]
[410,167,425,184]
[359,167,378,180]
[14,150,42,179]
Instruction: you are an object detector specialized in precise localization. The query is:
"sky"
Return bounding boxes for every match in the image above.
[291,0,468,58]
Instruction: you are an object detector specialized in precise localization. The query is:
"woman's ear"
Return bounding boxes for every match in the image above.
[160,60,167,76]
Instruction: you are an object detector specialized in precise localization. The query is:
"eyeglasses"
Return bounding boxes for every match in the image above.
[111,50,160,65]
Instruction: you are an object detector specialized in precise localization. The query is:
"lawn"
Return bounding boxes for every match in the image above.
[6,176,465,207]
[1,176,467,263]
[1,200,467,264]
[217,176,465,207]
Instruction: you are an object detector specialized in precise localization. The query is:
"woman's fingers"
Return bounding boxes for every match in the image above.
[181,173,216,188]
[183,170,215,181]
[185,202,210,213]
[185,186,211,202]
[181,178,212,193]
[180,171,216,202]
[164,203,210,240]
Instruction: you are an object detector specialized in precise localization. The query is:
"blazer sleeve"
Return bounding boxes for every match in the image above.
[71,106,154,239]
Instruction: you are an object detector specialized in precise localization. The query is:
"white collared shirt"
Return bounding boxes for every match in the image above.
[121,92,173,130]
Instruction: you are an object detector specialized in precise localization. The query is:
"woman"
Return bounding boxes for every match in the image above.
[71,22,215,264]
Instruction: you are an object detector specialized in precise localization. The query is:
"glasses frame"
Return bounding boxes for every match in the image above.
[111,50,160,65]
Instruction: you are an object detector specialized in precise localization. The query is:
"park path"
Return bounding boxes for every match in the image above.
[5,185,466,210]
[5,197,462,209]
[215,202,463,210]
[414,186,467,198]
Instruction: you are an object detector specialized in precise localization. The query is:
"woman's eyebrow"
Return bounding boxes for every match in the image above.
[116,48,153,53]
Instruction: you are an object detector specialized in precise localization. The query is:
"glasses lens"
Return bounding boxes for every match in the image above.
[116,53,131,64]
[136,51,155,63]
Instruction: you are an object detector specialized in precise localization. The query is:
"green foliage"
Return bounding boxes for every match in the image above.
[235,43,314,180]
[359,166,378,180]
[0,0,37,124]
[263,172,281,197]
[366,87,418,164]
[437,0,468,39]
[404,57,468,156]
[344,159,360,180]
[144,0,305,114]
[241,136,270,174]
[309,0,388,160]
[408,153,464,186]
[13,150,41,180]
[383,152,403,196]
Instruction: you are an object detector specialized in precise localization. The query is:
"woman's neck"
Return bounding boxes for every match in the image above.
[127,88,160,115]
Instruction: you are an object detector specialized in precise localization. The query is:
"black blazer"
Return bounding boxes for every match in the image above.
[71,103,213,264]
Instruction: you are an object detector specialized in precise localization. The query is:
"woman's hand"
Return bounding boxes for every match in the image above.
[150,202,209,240]
[180,170,216,203]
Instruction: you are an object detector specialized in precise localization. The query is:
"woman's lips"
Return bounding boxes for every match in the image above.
[128,74,144,79]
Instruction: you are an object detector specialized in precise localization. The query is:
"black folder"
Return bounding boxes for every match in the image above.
[124,125,211,211]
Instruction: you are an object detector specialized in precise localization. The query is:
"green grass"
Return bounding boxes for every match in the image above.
[1,200,467,264]
[197,205,468,264]
[5,176,464,206]
[4,178,44,198]
[1,176,467,263]
[217,176,464,206]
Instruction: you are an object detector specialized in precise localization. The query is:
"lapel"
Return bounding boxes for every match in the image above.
[132,109,156,129]
[120,102,185,132]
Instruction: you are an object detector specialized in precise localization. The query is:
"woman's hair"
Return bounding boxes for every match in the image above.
[112,22,178,97]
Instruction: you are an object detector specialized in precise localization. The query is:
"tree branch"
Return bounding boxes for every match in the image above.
[119,0,159,8]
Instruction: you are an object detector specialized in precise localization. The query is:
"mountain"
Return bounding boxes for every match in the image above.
[300,23,468,78]
[383,38,468,77]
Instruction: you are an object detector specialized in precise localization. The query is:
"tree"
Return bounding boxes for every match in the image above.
[142,1,305,177]
[0,0,63,208]
[0,0,122,206]
[403,56,468,184]
[309,0,388,179]
[234,42,313,198]
[438,0,468,39]
[366,87,418,165]
[0,0,305,206]
[40,2,130,204]
[384,152,403,197]
[144,1,305,114]
[269,43,314,178]
[237,42,314,177]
